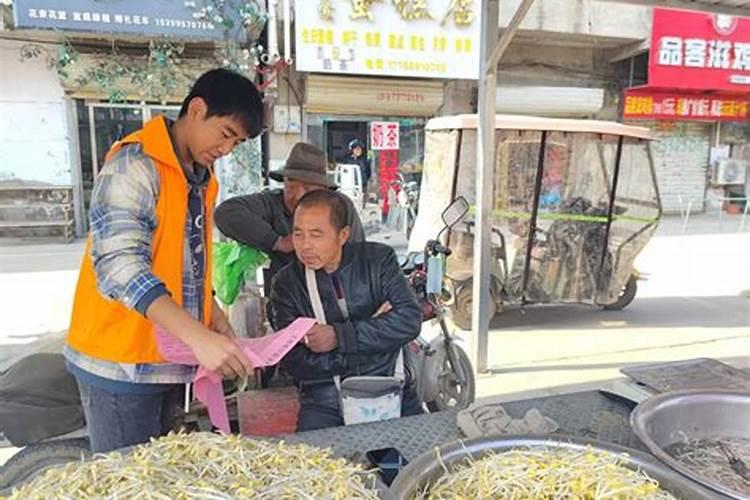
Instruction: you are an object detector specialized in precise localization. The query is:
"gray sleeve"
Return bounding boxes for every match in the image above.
[344,196,366,242]
[214,193,280,252]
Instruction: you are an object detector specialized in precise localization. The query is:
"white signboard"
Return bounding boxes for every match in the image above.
[371,122,400,150]
[294,1,481,80]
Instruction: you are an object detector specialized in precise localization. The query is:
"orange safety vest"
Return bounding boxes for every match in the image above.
[67,116,217,363]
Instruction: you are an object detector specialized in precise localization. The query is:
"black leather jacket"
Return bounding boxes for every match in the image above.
[270,242,421,384]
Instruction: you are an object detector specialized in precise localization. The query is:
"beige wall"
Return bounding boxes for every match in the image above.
[499,0,651,44]
[0,39,71,185]
[268,131,301,166]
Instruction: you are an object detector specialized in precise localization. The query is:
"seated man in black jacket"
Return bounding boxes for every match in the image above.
[270,190,423,431]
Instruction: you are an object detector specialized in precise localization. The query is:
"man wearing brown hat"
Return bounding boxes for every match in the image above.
[214,142,365,302]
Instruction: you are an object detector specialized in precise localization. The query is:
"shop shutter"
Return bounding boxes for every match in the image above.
[305,75,443,117]
[495,86,605,117]
[637,121,711,214]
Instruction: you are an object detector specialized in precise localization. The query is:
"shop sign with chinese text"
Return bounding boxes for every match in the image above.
[295,1,481,80]
[371,122,400,150]
[624,88,750,121]
[650,7,750,92]
[12,0,243,40]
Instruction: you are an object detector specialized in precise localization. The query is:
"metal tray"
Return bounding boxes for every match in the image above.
[621,358,750,393]
[631,390,750,499]
[389,435,717,499]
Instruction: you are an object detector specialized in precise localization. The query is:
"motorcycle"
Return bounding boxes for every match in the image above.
[401,197,476,412]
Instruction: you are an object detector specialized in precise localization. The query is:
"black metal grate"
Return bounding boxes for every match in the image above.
[284,390,646,463]
[621,358,750,393]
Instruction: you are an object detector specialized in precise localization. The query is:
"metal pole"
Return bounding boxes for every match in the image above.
[597,136,624,295]
[64,97,85,238]
[521,131,548,302]
[486,1,537,70]
[472,0,536,373]
[471,0,499,374]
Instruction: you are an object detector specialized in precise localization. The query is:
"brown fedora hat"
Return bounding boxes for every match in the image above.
[269,143,336,187]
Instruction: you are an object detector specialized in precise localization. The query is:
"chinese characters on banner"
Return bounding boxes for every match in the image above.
[370,122,400,150]
[623,89,750,121]
[12,0,241,39]
[650,8,750,92]
[295,1,481,80]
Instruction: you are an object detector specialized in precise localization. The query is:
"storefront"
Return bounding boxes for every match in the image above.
[624,7,750,213]
[69,92,262,232]
[302,75,443,211]
[3,0,265,236]
[292,1,481,225]
[58,56,218,233]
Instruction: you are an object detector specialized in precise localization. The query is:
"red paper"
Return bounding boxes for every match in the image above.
[155,317,316,433]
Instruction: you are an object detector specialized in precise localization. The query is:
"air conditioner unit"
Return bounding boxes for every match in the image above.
[714,159,748,185]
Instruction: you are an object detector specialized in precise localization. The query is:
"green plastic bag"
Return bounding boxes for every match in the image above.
[212,241,268,305]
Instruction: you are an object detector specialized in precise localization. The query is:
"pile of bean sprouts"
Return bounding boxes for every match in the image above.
[665,437,750,497]
[415,446,676,499]
[5,432,380,500]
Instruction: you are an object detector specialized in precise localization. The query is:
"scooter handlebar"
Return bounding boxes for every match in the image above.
[426,240,452,256]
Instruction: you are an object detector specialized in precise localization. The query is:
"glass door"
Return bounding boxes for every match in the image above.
[75,102,183,232]
[76,103,143,230]
[89,104,144,176]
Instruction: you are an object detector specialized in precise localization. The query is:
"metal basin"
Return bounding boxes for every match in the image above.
[631,390,750,499]
[390,435,716,499]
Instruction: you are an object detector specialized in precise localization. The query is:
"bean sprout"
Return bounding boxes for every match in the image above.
[5,432,380,500]
[414,447,676,499]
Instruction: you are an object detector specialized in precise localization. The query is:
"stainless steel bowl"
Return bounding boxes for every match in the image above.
[631,390,750,500]
[389,434,716,499]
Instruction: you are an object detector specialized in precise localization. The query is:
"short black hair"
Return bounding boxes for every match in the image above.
[179,68,264,138]
[296,190,349,231]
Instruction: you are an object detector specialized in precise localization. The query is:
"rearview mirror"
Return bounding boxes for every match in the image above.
[441,197,469,229]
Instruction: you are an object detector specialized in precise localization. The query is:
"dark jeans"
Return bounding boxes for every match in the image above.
[76,380,183,453]
[297,381,424,432]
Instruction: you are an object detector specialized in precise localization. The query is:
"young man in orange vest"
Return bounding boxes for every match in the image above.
[65,69,264,452]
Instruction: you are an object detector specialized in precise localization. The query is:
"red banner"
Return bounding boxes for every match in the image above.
[624,89,750,121]
[378,149,399,215]
[649,8,750,92]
